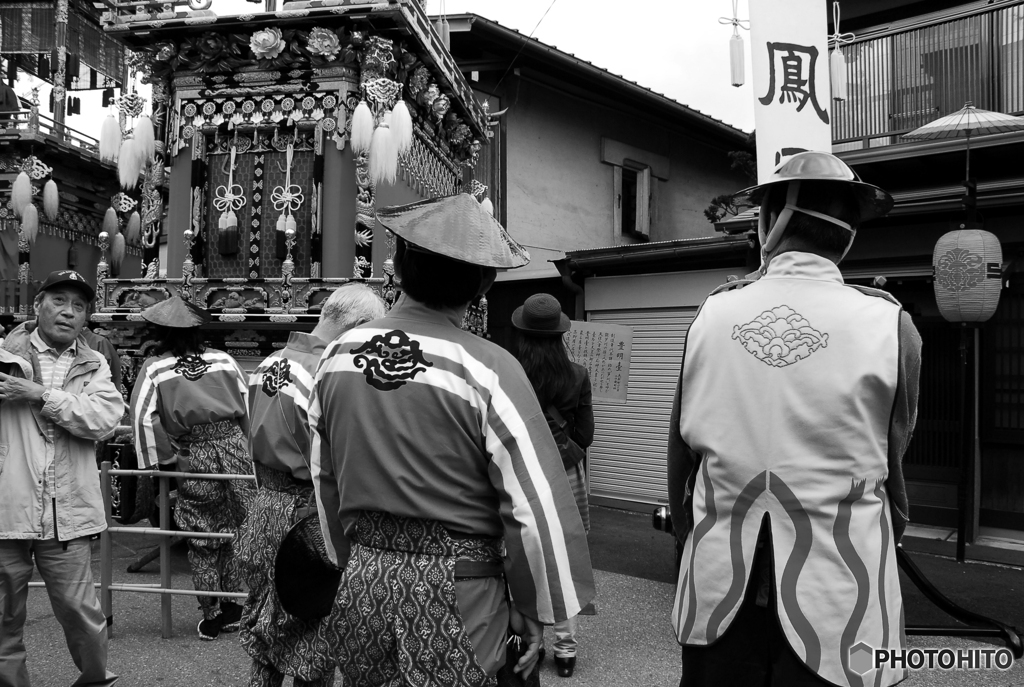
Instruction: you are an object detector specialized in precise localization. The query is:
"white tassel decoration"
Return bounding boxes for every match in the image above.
[118,139,142,189]
[99,114,122,163]
[227,210,237,230]
[276,213,287,233]
[43,179,60,221]
[730,34,745,87]
[285,214,296,234]
[830,48,847,101]
[21,204,39,246]
[351,101,374,154]
[481,197,494,216]
[111,233,126,271]
[12,172,32,217]
[134,116,156,166]
[103,207,118,237]
[391,100,414,155]
[126,211,141,244]
[368,123,397,186]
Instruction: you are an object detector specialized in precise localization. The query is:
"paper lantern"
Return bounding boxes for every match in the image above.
[933,229,1002,322]
[730,34,745,88]
[830,48,848,102]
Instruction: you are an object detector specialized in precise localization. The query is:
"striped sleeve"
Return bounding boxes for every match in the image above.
[221,351,250,436]
[308,350,350,568]
[476,356,595,625]
[129,357,172,468]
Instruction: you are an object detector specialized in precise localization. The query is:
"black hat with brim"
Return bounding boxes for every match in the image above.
[275,513,343,621]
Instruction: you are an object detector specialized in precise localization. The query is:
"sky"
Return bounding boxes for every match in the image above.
[14,0,757,140]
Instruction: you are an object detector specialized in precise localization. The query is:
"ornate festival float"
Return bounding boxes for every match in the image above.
[79,0,489,389]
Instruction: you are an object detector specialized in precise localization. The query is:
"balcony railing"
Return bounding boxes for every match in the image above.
[832,2,1024,150]
[0,109,103,160]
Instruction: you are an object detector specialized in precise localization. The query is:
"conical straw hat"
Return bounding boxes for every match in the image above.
[376,193,530,269]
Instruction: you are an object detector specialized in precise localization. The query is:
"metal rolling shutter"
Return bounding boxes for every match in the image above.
[587,307,696,506]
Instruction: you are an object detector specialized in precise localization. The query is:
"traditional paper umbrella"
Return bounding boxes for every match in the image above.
[902,102,1024,181]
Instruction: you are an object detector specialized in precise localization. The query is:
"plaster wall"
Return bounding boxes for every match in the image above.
[499,76,747,280]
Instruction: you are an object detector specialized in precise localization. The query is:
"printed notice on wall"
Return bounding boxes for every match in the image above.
[565,321,633,403]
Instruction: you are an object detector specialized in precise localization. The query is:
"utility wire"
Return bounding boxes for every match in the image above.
[493,0,561,93]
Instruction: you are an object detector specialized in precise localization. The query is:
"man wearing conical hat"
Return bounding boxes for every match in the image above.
[309,194,595,686]
[130,296,254,642]
[667,152,922,687]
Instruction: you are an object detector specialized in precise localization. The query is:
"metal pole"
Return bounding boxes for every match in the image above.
[99,460,113,638]
[956,324,972,563]
[159,476,172,638]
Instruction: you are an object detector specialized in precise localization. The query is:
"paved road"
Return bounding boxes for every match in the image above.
[19,515,1024,686]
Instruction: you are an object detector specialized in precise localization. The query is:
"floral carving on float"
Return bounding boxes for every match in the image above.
[250,27,287,60]
[307,27,342,61]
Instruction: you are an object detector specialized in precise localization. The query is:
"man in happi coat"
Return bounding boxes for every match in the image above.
[239,283,386,687]
[310,194,595,687]
[668,152,922,687]
[131,296,253,641]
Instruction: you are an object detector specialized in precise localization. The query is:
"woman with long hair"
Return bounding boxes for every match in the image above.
[512,293,595,678]
[130,296,254,641]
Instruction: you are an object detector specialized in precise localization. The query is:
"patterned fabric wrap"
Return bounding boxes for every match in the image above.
[174,420,254,619]
[567,462,589,533]
[237,462,340,681]
[332,511,503,687]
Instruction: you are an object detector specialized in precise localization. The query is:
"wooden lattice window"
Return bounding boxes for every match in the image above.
[983,283,1024,444]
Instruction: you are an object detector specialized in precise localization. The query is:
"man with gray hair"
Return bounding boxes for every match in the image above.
[237,283,386,687]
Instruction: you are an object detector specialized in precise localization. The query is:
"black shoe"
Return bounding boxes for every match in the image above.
[538,647,547,665]
[197,616,222,641]
[555,655,575,678]
[219,601,242,632]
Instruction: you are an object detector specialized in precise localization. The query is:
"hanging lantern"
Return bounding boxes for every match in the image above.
[67,242,78,269]
[730,34,745,88]
[830,48,848,102]
[933,229,1003,322]
[42,179,59,221]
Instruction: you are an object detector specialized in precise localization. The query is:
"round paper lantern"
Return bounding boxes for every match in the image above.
[933,229,1002,322]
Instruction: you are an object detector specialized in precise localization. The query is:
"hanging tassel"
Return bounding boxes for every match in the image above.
[99,114,122,163]
[391,100,414,155]
[730,34,745,87]
[830,48,847,101]
[21,204,39,246]
[118,138,142,189]
[368,122,397,186]
[134,115,156,167]
[125,211,141,244]
[480,197,494,216]
[11,172,32,217]
[351,101,374,154]
[103,206,118,237]
[42,179,59,221]
[111,233,126,273]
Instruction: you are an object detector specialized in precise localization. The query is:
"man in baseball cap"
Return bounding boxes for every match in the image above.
[0,269,122,686]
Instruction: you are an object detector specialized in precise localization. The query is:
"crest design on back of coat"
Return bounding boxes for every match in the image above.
[351,330,433,391]
[173,353,211,381]
[261,358,292,397]
[732,305,828,367]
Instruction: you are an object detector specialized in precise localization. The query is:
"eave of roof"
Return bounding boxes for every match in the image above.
[447,14,749,147]
[560,234,749,270]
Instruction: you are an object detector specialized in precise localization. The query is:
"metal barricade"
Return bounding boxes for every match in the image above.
[98,461,256,638]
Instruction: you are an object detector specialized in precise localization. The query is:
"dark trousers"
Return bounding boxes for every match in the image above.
[679,549,831,687]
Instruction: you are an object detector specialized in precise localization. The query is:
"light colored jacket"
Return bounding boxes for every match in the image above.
[0,322,125,540]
